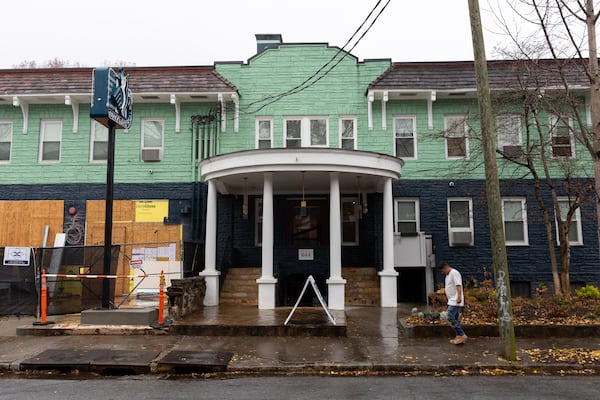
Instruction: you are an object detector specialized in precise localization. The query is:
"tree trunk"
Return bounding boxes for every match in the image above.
[585,0,600,259]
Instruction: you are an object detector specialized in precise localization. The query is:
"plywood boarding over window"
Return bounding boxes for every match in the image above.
[85,200,181,295]
[0,200,64,247]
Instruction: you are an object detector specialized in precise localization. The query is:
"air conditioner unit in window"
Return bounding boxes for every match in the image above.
[502,145,523,158]
[141,148,162,162]
[450,231,473,246]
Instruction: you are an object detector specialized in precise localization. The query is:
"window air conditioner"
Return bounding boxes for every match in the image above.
[502,145,523,158]
[450,231,473,246]
[141,148,162,162]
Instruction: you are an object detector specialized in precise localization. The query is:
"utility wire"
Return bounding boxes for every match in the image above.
[239,0,392,114]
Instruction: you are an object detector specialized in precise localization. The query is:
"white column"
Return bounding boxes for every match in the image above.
[257,172,277,309]
[200,179,221,306]
[327,172,346,310]
[379,177,398,307]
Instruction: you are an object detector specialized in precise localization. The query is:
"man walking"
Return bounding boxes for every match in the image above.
[439,262,467,344]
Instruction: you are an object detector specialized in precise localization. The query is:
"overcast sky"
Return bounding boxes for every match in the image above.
[1,0,512,68]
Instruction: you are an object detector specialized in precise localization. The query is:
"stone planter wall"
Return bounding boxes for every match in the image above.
[166,277,206,320]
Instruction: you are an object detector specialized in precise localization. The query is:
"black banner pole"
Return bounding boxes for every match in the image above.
[102,121,116,309]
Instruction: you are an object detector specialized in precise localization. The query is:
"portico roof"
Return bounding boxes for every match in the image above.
[199,148,403,195]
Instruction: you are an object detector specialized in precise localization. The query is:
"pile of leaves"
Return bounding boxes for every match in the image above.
[407,280,600,326]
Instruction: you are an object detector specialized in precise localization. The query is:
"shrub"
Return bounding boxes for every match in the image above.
[575,285,600,300]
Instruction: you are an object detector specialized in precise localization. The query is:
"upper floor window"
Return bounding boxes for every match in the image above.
[496,114,522,157]
[394,116,416,159]
[285,117,328,148]
[39,120,62,162]
[502,198,528,245]
[556,198,583,245]
[394,198,420,234]
[549,114,575,158]
[339,117,356,150]
[141,119,164,162]
[0,121,12,162]
[256,117,273,149]
[444,115,469,159]
[90,121,108,162]
[448,198,474,246]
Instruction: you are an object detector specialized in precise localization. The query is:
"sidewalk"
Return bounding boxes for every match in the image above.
[1,306,599,376]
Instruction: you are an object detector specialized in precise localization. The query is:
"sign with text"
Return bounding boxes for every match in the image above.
[298,248,314,261]
[3,247,30,266]
[135,200,169,222]
[90,67,133,129]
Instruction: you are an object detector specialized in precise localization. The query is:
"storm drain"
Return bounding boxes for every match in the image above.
[20,349,160,375]
[156,350,234,374]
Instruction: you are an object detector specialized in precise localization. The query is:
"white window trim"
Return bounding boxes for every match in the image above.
[555,197,583,246]
[141,118,165,151]
[255,198,263,247]
[549,114,575,158]
[0,120,13,163]
[283,116,329,148]
[393,115,417,160]
[256,117,273,149]
[38,119,62,163]
[447,197,474,247]
[393,198,420,234]
[341,196,359,246]
[444,115,470,160]
[339,116,357,150]
[496,114,523,148]
[90,120,108,163]
[502,197,529,246]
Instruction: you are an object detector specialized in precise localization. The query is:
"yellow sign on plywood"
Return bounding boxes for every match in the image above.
[135,200,169,222]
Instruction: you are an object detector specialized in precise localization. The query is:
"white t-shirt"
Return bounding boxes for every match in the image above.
[445,268,464,306]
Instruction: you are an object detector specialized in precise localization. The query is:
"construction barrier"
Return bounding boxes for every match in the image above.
[34,270,171,327]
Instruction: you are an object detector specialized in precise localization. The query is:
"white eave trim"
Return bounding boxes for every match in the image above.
[170,94,181,133]
[12,96,29,134]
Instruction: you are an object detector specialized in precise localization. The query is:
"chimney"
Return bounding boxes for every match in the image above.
[255,34,283,54]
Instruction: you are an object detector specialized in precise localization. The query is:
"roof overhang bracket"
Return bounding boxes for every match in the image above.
[65,95,79,133]
[428,91,436,129]
[231,93,239,133]
[381,91,388,130]
[12,96,29,134]
[367,91,375,131]
[170,94,181,133]
[218,93,226,133]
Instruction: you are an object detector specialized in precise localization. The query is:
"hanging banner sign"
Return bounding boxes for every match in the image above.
[3,247,30,266]
[90,67,133,129]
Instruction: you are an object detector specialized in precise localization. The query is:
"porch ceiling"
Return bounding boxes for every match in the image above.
[199,148,403,195]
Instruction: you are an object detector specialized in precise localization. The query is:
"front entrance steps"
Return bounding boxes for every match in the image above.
[220,268,261,306]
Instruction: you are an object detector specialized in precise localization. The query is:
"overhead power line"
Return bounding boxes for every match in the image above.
[239,0,392,114]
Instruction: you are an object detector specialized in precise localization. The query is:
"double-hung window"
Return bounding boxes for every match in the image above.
[444,115,469,159]
[496,114,522,157]
[39,120,62,162]
[549,114,575,158]
[394,199,420,234]
[285,117,328,148]
[448,198,474,246]
[0,121,12,162]
[502,198,528,245]
[339,117,356,150]
[556,198,583,245]
[90,121,108,162]
[141,119,164,162]
[394,116,416,159]
[256,117,273,149]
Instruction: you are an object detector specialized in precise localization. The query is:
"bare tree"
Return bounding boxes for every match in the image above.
[495,0,600,241]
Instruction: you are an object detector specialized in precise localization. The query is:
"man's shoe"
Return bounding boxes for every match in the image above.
[453,335,468,345]
[449,336,458,344]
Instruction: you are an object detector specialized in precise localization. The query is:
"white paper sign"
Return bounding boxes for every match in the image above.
[3,247,30,266]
